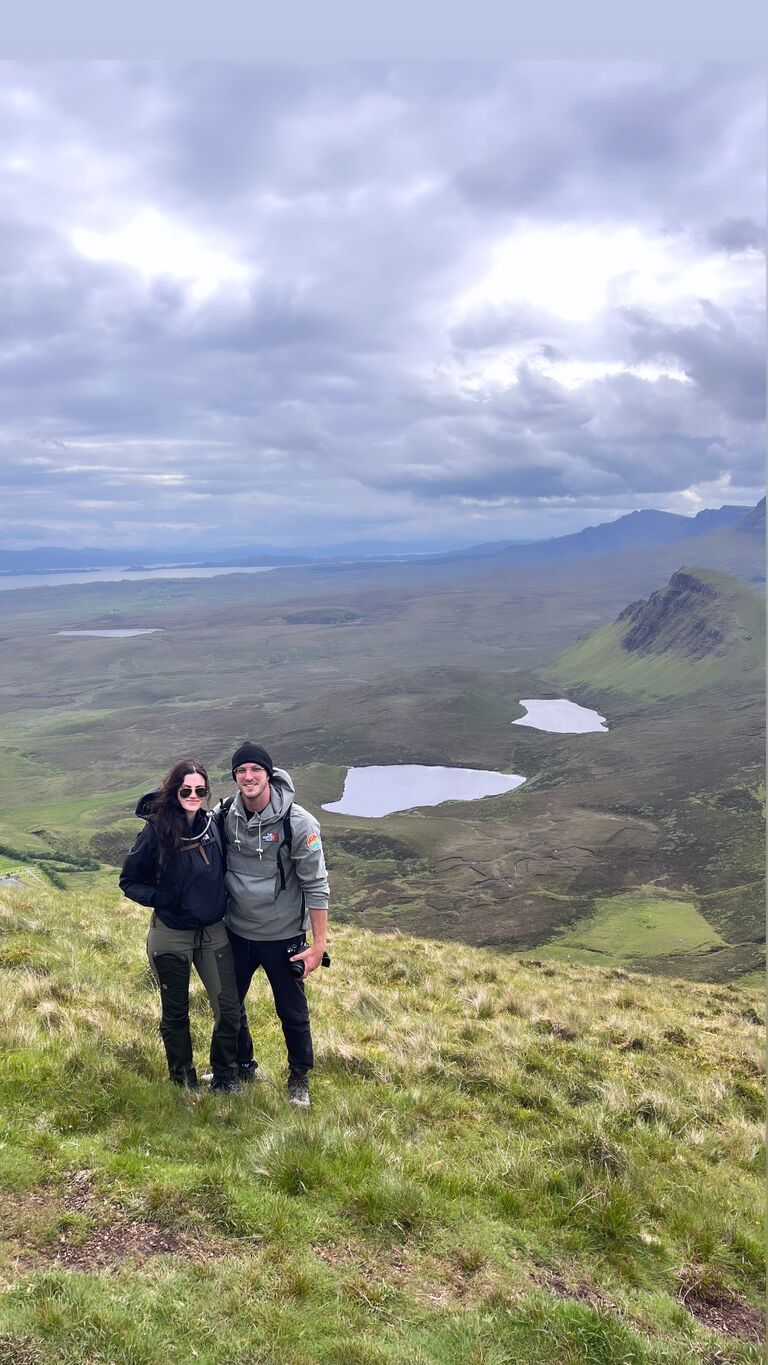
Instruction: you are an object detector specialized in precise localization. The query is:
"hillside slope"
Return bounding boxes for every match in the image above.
[547,567,765,701]
[733,496,766,535]
[0,876,764,1364]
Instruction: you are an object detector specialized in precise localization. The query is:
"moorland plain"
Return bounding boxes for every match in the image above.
[0,531,763,983]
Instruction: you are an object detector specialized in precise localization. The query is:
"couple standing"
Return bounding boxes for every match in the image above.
[119,743,329,1109]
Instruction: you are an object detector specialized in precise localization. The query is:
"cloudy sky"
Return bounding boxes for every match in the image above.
[0,61,764,551]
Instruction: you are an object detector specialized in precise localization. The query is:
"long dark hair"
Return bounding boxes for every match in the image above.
[149,758,210,862]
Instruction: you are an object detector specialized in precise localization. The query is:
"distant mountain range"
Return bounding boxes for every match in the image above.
[0,537,497,573]
[0,504,758,574]
[0,545,314,573]
[450,503,755,565]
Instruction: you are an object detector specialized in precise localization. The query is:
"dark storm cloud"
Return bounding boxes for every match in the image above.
[0,61,763,547]
[706,217,765,253]
[624,302,765,422]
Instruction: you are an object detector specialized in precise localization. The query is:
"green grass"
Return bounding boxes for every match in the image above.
[0,855,26,873]
[735,972,765,992]
[523,891,728,966]
[0,877,764,1363]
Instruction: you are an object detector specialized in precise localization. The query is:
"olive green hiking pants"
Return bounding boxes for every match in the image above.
[146,916,240,1086]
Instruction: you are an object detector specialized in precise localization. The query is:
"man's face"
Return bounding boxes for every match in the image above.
[235,763,270,810]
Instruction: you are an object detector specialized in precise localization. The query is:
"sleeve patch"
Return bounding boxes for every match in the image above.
[306,831,321,850]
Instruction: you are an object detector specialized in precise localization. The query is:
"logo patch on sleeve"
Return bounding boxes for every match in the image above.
[306,831,321,851]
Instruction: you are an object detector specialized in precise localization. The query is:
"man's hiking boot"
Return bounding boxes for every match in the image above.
[287,1072,310,1109]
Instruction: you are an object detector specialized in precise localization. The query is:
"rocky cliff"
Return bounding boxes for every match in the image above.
[617,570,733,659]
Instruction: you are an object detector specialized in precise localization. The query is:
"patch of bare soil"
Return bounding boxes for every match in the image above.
[532,1266,618,1313]
[1,1170,233,1274]
[678,1270,765,1345]
[0,1337,43,1365]
[46,1218,200,1272]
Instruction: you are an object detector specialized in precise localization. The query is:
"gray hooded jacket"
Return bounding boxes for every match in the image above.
[217,769,329,940]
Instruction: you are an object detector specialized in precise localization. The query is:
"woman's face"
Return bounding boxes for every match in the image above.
[177,771,208,817]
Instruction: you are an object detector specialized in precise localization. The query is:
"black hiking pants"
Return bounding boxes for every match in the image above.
[147,917,240,1086]
[227,929,314,1077]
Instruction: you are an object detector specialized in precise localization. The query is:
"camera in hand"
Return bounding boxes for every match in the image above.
[286,936,331,978]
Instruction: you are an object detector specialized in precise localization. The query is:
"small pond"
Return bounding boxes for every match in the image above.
[55,629,163,638]
[512,698,607,733]
[322,765,526,818]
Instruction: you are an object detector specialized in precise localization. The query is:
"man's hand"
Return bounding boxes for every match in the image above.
[292,908,329,977]
[289,942,325,976]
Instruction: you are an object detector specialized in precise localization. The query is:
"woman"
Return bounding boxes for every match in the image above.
[119,758,241,1092]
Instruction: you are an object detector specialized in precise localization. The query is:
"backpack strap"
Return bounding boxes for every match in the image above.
[216,796,234,852]
[278,810,305,936]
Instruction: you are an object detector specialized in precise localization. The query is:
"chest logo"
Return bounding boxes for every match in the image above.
[262,832,280,843]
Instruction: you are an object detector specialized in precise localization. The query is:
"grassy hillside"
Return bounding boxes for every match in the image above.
[547,568,765,702]
[0,875,764,1364]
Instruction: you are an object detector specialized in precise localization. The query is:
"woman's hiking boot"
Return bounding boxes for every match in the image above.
[238,1061,261,1084]
[201,1063,261,1087]
[171,1068,199,1090]
[208,1073,242,1094]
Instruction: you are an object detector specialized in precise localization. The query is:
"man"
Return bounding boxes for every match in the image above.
[216,742,329,1108]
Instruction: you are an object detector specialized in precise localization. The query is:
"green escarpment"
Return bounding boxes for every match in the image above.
[520,891,728,966]
[0,875,764,1364]
[547,567,765,700]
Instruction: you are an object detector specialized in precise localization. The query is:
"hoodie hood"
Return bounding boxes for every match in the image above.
[134,789,213,843]
[135,790,158,819]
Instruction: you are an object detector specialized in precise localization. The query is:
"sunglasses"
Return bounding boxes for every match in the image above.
[178,785,207,798]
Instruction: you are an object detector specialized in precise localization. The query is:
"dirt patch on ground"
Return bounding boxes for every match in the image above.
[1,1170,233,1274]
[532,1266,618,1313]
[0,1337,43,1365]
[678,1270,765,1345]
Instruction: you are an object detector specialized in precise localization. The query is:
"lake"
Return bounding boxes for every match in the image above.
[0,565,284,592]
[322,765,526,818]
[55,629,162,638]
[512,698,608,733]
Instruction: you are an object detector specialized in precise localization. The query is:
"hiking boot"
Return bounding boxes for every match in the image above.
[287,1072,310,1109]
[201,1064,262,1087]
[208,1075,242,1094]
[172,1069,199,1091]
[239,1062,263,1085]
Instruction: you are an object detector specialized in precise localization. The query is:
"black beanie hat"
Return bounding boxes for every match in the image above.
[231,742,274,779]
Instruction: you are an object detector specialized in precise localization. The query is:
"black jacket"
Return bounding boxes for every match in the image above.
[119,792,226,930]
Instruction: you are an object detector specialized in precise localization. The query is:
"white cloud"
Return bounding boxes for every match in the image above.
[454,224,761,328]
[71,208,253,303]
